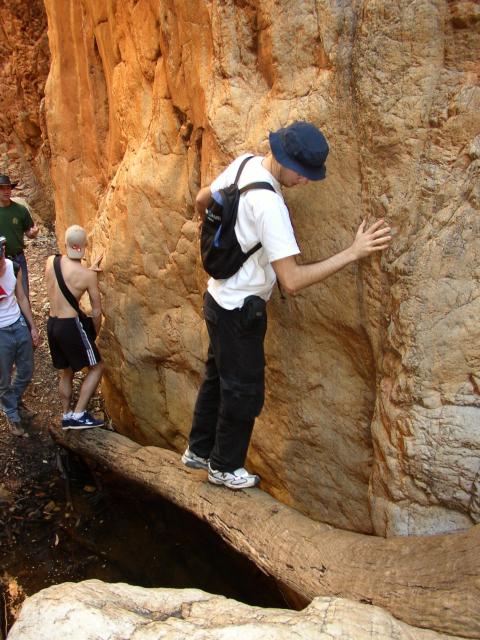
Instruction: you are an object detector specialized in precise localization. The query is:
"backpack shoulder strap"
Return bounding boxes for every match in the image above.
[53,254,80,314]
[239,181,276,195]
[233,156,277,194]
[226,158,276,261]
[233,155,255,185]
[239,181,276,257]
[244,241,262,259]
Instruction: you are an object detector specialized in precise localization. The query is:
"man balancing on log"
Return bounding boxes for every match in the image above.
[182,121,391,490]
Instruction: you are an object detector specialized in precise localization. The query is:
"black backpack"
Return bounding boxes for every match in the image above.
[200,155,276,280]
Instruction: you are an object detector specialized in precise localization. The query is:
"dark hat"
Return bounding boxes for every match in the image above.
[0,174,18,188]
[269,121,329,181]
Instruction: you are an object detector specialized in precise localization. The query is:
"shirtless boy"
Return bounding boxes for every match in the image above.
[45,225,104,429]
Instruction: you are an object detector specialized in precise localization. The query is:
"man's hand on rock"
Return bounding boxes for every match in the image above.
[351,219,392,260]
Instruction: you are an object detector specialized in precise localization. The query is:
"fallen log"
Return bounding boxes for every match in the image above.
[51,427,480,639]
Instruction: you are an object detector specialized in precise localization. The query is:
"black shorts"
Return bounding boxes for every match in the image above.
[47,316,101,372]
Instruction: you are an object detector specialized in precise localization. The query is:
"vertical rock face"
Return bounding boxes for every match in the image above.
[42,0,480,536]
[0,0,53,221]
[354,1,480,536]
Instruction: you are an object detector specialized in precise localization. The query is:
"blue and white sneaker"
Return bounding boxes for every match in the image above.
[64,411,104,430]
[208,464,260,490]
[181,447,209,470]
[61,414,74,429]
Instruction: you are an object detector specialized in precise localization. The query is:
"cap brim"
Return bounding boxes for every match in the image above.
[269,131,326,181]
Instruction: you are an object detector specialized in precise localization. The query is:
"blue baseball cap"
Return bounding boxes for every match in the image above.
[269,121,329,180]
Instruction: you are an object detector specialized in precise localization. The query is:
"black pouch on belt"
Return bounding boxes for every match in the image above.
[241,295,266,329]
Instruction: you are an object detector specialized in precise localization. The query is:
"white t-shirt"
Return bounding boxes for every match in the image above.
[207,155,300,310]
[0,260,21,328]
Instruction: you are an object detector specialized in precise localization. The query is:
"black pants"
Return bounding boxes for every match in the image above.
[189,292,267,472]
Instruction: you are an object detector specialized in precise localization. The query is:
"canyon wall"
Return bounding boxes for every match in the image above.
[0,0,53,222]
[41,0,480,536]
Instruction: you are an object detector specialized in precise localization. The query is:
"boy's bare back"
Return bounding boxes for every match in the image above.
[45,255,100,318]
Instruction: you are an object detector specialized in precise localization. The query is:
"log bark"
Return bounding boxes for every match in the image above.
[51,427,480,639]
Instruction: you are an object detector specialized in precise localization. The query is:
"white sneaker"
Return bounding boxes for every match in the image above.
[208,465,260,490]
[181,447,209,470]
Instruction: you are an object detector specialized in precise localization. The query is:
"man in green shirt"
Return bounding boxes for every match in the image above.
[0,174,39,297]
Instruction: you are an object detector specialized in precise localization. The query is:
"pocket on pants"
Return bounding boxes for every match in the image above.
[241,295,266,331]
[221,377,265,421]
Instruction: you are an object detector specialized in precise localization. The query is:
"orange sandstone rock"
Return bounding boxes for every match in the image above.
[41,0,480,537]
[0,0,52,221]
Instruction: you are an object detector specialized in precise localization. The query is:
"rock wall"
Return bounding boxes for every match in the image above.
[42,0,480,536]
[355,1,480,535]
[0,0,53,222]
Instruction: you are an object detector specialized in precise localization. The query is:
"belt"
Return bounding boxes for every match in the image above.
[8,251,24,259]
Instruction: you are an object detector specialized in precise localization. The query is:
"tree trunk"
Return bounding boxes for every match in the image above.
[51,427,480,639]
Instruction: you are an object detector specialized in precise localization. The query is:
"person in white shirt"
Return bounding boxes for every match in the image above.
[182,121,391,490]
[0,236,39,436]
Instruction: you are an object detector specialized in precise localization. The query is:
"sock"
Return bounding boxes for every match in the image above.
[72,411,85,419]
[63,411,73,419]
